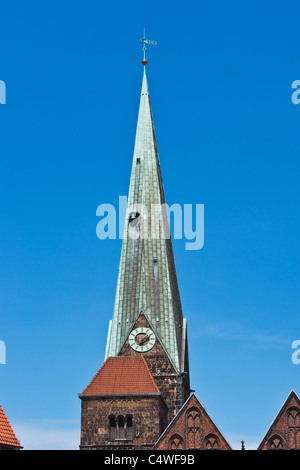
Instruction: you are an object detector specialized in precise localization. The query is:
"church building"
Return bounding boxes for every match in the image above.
[78,44,300,452]
[79,48,231,450]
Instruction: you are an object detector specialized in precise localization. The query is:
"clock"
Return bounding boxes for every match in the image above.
[129,327,156,352]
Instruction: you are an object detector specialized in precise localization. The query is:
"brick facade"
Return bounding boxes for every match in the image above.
[258,390,300,450]
[80,395,168,450]
[118,312,190,421]
[80,314,233,451]
[79,356,169,450]
[154,393,231,450]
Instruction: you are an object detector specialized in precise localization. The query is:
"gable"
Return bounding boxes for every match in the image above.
[258,390,300,450]
[153,393,231,450]
[118,310,178,377]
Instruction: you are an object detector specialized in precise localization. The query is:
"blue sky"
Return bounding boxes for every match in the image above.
[0,0,300,450]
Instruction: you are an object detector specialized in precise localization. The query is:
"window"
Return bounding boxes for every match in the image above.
[169,434,184,450]
[288,407,300,426]
[118,417,125,439]
[127,417,133,440]
[186,407,201,449]
[287,407,300,448]
[204,433,219,450]
[109,417,116,441]
[129,212,140,223]
[109,415,133,441]
[269,435,283,450]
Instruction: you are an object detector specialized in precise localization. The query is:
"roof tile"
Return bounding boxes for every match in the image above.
[0,404,21,448]
[81,356,160,396]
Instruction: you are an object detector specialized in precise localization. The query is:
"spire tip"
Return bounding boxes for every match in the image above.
[139,30,157,66]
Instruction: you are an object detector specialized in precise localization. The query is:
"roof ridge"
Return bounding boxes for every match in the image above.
[141,356,160,393]
[81,357,110,395]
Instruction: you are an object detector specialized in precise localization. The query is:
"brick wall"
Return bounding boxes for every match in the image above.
[119,312,190,421]
[80,394,168,450]
[258,391,300,450]
[154,394,231,450]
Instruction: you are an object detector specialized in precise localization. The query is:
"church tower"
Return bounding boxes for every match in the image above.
[104,65,188,376]
[79,46,190,450]
[104,61,190,417]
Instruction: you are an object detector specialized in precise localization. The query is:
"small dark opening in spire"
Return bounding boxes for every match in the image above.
[129,212,140,223]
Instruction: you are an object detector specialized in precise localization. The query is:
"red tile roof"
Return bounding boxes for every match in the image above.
[0,404,21,448]
[81,356,160,396]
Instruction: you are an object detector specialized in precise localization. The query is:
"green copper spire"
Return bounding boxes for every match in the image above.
[105,67,188,373]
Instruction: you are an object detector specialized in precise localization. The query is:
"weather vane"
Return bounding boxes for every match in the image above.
[139,28,157,65]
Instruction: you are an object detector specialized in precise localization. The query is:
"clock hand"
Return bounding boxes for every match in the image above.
[138,333,150,345]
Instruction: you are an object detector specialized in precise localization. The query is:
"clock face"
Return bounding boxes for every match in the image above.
[128,327,156,352]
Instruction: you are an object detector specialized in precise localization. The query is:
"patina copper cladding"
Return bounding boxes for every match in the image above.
[105,68,189,377]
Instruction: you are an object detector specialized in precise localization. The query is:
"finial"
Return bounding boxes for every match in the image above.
[139,28,157,65]
[241,440,245,450]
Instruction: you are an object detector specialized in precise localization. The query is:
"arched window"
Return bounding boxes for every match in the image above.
[287,407,300,449]
[109,416,116,441]
[169,434,184,450]
[127,416,133,440]
[186,407,201,449]
[118,417,125,439]
[287,407,300,426]
[269,434,283,450]
[204,433,219,450]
